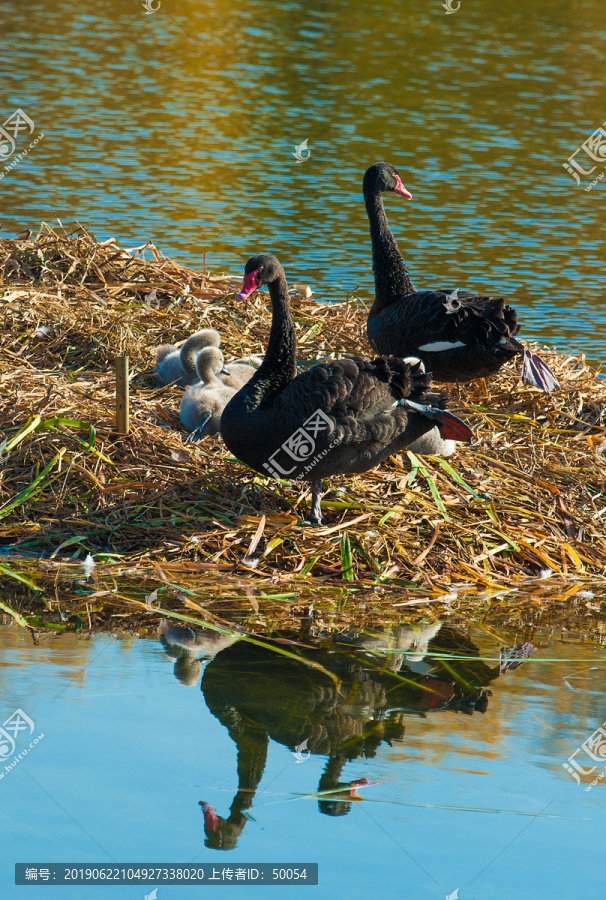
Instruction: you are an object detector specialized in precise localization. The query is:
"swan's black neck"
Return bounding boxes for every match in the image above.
[364,185,415,313]
[238,270,297,409]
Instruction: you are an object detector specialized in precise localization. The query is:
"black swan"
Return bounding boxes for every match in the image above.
[180,347,235,437]
[196,623,505,847]
[219,254,473,524]
[155,328,221,387]
[363,162,558,391]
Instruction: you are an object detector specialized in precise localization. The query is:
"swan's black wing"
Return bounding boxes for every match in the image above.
[369,289,518,351]
[221,357,471,481]
[368,290,519,382]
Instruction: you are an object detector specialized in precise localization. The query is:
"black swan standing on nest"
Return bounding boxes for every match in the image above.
[363,162,558,391]
[219,254,473,525]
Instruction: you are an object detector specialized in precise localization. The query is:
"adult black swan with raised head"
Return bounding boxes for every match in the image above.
[363,162,558,391]
[220,254,473,525]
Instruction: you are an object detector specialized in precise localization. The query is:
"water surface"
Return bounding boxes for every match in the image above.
[1,620,605,898]
[1,0,605,362]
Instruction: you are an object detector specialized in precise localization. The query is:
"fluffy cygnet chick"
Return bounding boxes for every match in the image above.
[219,361,258,389]
[180,347,235,439]
[217,354,263,389]
[229,354,264,368]
[155,328,221,387]
[407,427,456,457]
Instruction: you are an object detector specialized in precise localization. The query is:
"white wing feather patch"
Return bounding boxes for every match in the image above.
[403,356,425,372]
[418,340,466,352]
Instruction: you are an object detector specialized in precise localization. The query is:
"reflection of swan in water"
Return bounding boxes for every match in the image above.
[335,621,443,667]
[191,624,533,849]
[157,620,534,849]
[158,620,239,687]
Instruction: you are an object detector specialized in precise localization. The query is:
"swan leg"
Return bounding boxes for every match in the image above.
[186,413,212,443]
[308,478,323,525]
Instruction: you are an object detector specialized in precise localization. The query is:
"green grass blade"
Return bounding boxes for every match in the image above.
[0,450,65,520]
[299,554,321,577]
[407,451,451,522]
[0,415,42,455]
[0,600,31,626]
[0,564,43,592]
[39,417,97,452]
[433,456,487,500]
[341,532,355,581]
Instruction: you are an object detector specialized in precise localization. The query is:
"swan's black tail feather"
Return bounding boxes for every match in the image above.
[376,356,432,403]
[521,348,559,392]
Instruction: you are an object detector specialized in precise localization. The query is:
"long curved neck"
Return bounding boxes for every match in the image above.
[197,361,222,388]
[364,186,415,312]
[181,343,201,381]
[242,271,297,407]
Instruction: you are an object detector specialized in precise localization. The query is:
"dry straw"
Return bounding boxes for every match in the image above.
[2,222,606,621]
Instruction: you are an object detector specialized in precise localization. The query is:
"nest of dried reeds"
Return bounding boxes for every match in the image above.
[2,223,606,603]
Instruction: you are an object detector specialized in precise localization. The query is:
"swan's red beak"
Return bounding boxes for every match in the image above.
[199,802,220,832]
[236,271,259,301]
[393,174,412,199]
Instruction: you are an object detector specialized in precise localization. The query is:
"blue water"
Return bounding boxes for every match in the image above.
[1,0,605,362]
[1,623,605,898]
[2,1,606,892]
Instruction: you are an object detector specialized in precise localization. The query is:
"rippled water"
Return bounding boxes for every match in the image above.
[2,9,606,890]
[1,0,605,362]
[1,621,606,898]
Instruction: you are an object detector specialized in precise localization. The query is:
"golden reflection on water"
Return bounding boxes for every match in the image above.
[1,0,605,360]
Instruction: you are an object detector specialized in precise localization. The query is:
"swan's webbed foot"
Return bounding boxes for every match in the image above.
[186,427,206,443]
[520,348,559,392]
[186,413,212,443]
